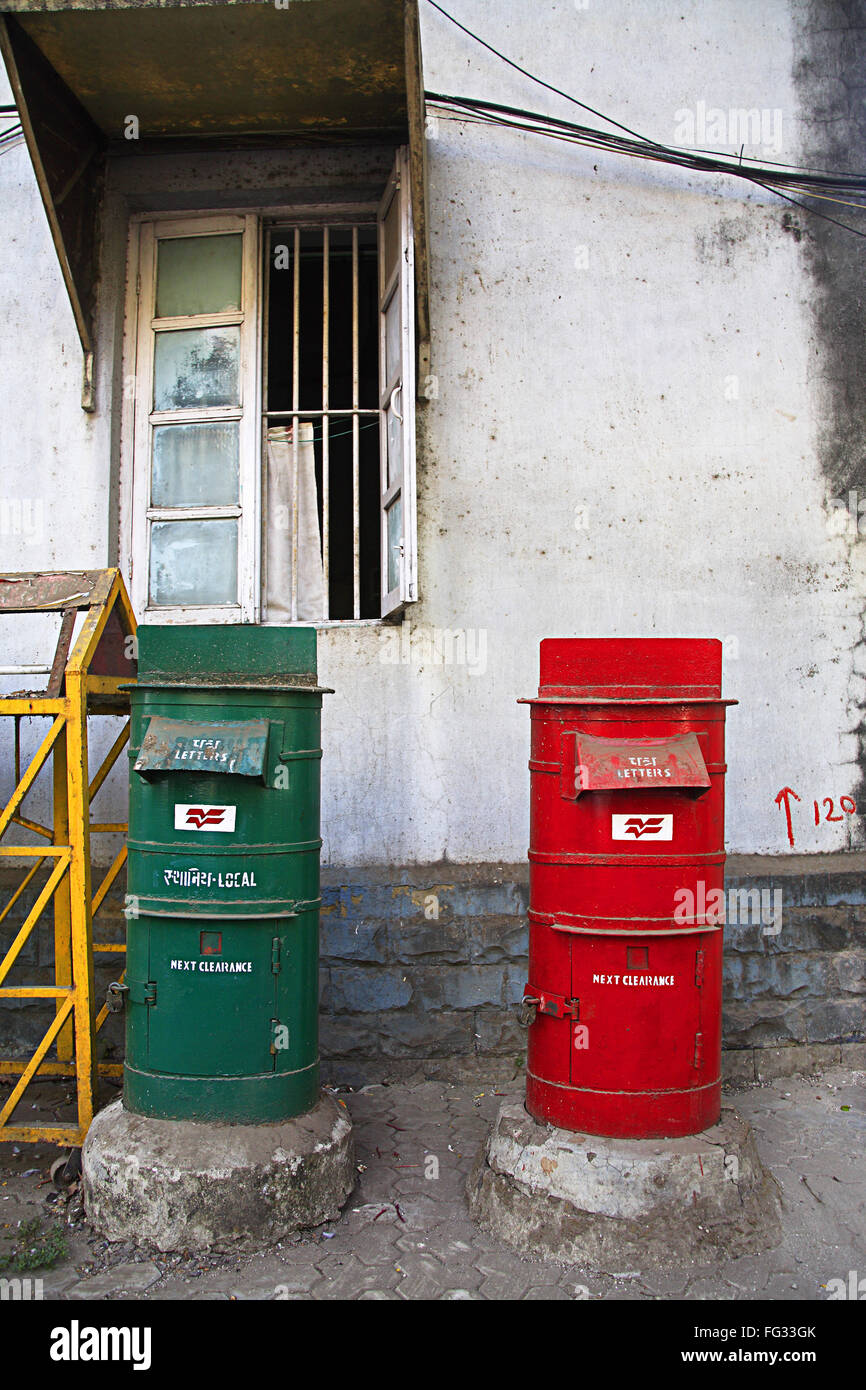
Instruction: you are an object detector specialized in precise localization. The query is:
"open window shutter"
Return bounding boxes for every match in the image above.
[378,146,418,617]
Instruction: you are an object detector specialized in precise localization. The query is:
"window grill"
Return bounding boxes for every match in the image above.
[263,223,381,622]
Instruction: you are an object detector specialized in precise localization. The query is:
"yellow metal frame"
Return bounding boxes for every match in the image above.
[0,569,136,1144]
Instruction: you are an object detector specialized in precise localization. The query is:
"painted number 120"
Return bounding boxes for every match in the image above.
[813,796,856,824]
[775,786,857,848]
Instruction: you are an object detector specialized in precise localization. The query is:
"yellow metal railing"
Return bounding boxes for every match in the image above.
[0,569,136,1144]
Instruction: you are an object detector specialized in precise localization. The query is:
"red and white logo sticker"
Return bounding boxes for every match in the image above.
[174,803,237,833]
[612,813,673,840]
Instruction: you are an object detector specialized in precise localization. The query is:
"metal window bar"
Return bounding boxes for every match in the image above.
[263,223,379,622]
[292,225,300,623]
[352,225,361,620]
[322,226,330,619]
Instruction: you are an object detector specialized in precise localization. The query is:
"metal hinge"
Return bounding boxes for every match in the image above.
[695,949,705,988]
[81,351,95,413]
[694,1031,703,1068]
[271,937,281,974]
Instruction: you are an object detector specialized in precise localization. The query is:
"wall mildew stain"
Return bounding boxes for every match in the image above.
[793,0,866,842]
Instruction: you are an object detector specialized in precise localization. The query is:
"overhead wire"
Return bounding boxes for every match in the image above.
[427,93,866,239]
[424,2,866,238]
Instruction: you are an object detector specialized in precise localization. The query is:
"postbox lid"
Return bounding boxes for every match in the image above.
[133,624,331,691]
[133,717,270,777]
[537,638,723,699]
[572,730,711,794]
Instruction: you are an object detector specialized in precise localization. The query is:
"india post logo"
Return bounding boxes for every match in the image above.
[174,803,237,833]
[611,813,673,840]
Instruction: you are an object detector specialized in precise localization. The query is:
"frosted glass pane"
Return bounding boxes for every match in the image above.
[149,520,238,607]
[156,234,242,318]
[153,327,240,411]
[385,293,401,385]
[387,497,402,594]
[386,404,402,490]
[152,422,239,507]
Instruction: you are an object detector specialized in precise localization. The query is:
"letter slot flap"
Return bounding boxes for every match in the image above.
[561,730,711,799]
[134,717,271,779]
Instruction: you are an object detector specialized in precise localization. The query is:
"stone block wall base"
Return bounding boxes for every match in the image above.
[468,1101,782,1270]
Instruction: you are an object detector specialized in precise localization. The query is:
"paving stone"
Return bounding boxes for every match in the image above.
[315,1256,400,1299]
[475,1250,536,1280]
[65,1260,162,1299]
[635,1268,691,1296]
[760,1274,815,1300]
[343,1224,403,1267]
[40,1268,81,1297]
[386,1194,444,1225]
[714,1255,777,1295]
[418,1232,488,1262]
[13,1072,862,1302]
[685,1275,745,1300]
[392,1252,449,1299]
[264,1265,327,1294]
[479,1272,535,1299]
[557,1275,601,1300]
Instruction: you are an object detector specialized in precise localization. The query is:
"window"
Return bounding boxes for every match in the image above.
[122,149,417,624]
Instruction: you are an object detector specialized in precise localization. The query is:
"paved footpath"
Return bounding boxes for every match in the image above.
[2,1064,863,1300]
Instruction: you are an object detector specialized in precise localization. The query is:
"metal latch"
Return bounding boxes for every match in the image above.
[520,988,579,1024]
[107,979,156,1011]
[115,978,157,1007]
[537,991,580,1021]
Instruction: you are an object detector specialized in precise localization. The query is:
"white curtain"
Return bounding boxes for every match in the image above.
[266,422,326,621]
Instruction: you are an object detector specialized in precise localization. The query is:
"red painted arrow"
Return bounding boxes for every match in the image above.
[774,786,801,848]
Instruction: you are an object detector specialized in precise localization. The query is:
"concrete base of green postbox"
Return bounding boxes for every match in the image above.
[123,1061,319,1124]
[82,1091,355,1252]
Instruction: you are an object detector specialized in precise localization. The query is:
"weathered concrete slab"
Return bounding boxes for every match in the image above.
[468,1101,782,1270]
[82,1093,354,1253]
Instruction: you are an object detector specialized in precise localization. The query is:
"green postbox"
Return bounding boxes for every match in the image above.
[115,625,331,1124]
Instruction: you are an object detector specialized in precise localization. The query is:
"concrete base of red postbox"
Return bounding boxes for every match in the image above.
[468,1100,782,1269]
[82,1092,354,1252]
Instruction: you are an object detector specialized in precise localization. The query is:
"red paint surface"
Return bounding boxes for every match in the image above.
[520,638,735,1140]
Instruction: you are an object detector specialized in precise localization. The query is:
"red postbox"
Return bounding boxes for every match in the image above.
[519,638,736,1140]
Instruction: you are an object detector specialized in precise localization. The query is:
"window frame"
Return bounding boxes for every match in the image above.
[123,211,260,624]
[119,170,418,627]
[378,147,418,617]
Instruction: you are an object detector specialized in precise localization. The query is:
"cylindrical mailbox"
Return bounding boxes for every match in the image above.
[118,625,331,1125]
[520,638,736,1140]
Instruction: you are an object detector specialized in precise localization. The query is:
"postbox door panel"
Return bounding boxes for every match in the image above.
[569,936,705,1092]
[273,914,319,1077]
[144,919,276,1077]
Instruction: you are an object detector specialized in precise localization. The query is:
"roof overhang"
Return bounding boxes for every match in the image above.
[0,0,429,398]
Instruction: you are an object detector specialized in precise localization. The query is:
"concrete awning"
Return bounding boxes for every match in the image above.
[0,0,428,388]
